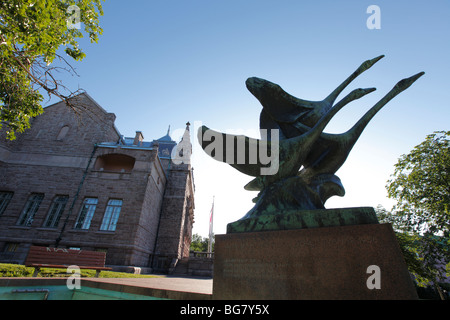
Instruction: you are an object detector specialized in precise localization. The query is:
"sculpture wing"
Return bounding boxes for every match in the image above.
[257,55,386,130]
[197,125,274,177]
[246,77,318,124]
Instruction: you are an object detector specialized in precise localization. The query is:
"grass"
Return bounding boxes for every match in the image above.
[0,263,164,278]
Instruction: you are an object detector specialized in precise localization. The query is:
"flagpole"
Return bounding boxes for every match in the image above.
[208,196,214,255]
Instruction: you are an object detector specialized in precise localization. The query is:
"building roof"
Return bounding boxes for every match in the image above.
[43,92,123,141]
[99,125,178,159]
[156,126,176,143]
[43,92,190,163]
[153,126,177,158]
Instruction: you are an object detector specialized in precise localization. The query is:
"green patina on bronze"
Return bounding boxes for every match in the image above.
[198,56,424,233]
[227,207,379,234]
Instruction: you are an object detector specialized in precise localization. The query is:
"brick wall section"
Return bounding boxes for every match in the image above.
[57,146,163,267]
[0,93,119,156]
[153,162,194,271]
[0,93,194,272]
[0,163,86,254]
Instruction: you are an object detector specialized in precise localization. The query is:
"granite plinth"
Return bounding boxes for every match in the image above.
[227,206,379,233]
[213,223,418,300]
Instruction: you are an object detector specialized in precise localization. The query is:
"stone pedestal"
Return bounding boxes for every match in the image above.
[213,223,418,300]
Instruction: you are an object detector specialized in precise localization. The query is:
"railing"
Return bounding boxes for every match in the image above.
[189,251,214,259]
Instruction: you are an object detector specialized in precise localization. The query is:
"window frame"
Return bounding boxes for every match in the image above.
[43,195,69,228]
[17,193,44,227]
[100,199,123,231]
[74,197,98,230]
[56,125,69,141]
[0,191,14,216]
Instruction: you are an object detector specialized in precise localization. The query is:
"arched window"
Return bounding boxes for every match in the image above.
[56,125,69,140]
[94,153,135,172]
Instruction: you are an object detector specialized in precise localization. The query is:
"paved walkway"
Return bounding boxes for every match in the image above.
[88,275,213,295]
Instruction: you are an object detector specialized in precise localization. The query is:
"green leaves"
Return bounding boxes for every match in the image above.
[191,233,214,252]
[386,131,450,237]
[377,206,450,288]
[0,0,104,139]
[381,131,450,289]
[65,47,86,60]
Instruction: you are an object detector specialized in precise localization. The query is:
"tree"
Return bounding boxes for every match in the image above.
[378,205,449,291]
[0,0,104,140]
[380,131,450,292]
[190,233,214,253]
[386,131,450,237]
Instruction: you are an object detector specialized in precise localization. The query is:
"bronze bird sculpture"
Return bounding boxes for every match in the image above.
[198,56,424,222]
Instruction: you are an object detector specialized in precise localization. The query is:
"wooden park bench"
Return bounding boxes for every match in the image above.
[25,246,112,277]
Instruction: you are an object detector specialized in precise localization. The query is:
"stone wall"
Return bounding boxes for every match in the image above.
[0,94,121,263]
[171,255,214,278]
[0,93,119,157]
[152,163,194,271]
[0,93,192,272]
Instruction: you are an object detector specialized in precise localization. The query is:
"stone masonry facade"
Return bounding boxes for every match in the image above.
[0,93,194,273]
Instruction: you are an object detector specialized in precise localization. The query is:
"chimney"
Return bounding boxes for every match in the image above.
[133,131,144,146]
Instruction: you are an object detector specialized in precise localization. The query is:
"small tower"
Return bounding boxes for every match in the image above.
[152,122,195,273]
[172,122,192,165]
[152,125,177,171]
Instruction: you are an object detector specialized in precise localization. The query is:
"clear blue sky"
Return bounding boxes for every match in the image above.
[50,0,450,237]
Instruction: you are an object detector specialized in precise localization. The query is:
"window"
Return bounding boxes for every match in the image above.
[100,199,123,231]
[94,154,135,172]
[1,243,19,261]
[56,125,69,140]
[43,195,69,228]
[17,193,44,226]
[3,243,19,253]
[74,198,98,230]
[0,191,13,216]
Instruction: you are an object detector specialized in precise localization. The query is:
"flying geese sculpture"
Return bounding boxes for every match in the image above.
[198,56,424,227]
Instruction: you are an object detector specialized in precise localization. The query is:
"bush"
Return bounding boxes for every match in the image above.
[0,264,34,277]
[0,264,161,278]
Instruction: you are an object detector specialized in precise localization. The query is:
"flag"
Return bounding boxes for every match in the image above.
[208,197,214,253]
[208,200,214,236]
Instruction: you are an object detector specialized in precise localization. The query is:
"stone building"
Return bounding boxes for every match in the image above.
[0,93,194,273]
